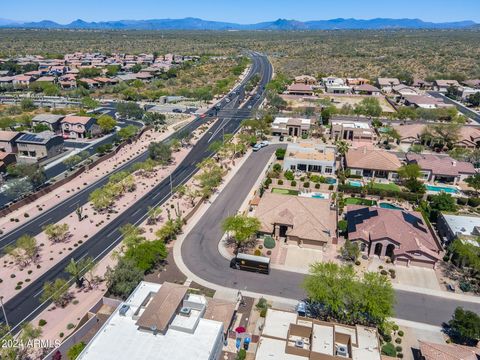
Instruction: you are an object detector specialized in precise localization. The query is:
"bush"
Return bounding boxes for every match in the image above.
[397,330,404,337]
[284,170,294,181]
[59,332,64,338]
[254,249,262,256]
[260,308,267,318]
[395,338,402,344]
[382,334,392,343]
[278,179,284,185]
[355,260,361,266]
[395,346,402,352]
[236,348,247,360]
[381,270,388,276]
[315,183,320,189]
[303,182,310,188]
[67,323,75,330]
[275,148,286,160]
[273,163,282,172]
[291,180,297,187]
[39,319,47,326]
[457,197,468,206]
[264,236,276,249]
[381,343,396,357]
[328,184,334,190]
[338,220,348,233]
[467,197,480,207]
[397,353,403,359]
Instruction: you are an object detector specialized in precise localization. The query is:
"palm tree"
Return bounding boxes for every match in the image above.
[335,140,350,170]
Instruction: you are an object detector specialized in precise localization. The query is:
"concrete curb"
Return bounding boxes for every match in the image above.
[392,283,480,304]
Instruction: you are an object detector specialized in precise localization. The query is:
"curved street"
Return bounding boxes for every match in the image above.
[180,145,480,327]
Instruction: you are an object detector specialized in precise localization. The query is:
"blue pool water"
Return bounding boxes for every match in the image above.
[326,177,337,185]
[312,193,327,199]
[425,184,459,194]
[348,180,363,187]
[379,202,403,210]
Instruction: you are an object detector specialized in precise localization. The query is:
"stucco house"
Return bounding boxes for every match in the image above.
[434,79,460,93]
[271,117,311,137]
[330,119,377,143]
[31,114,65,132]
[353,84,381,96]
[283,142,336,175]
[376,78,400,93]
[285,83,314,96]
[61,115,96,139]
[346,205,443,268]
[0,130,23,153]
[16,132,64,164]
[254,192,335,248]
[345,146,401,180]
[405,153,475,184]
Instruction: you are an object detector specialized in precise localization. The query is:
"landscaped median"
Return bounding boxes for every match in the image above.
[0,121,215,304]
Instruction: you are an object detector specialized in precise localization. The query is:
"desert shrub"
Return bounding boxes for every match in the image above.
[39,319,47,326]
[254,249,262,256]
[291,180,297,186]
[264,236,276,249]
[395,338,402,344]
[467,197,480,207]
[315,183,320,189]
[381,343,396,357]
[278,179,283,185]
[303,182,310,188]
[397,330,404,337]
[457,197,468,206]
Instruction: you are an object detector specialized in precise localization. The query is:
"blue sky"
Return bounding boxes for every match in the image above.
[3,0,479,23]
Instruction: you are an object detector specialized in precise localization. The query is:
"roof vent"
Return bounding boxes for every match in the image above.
[179,307,191,316]
[119,304,130,316]
[295,340,304,348]
[336,345,348,357]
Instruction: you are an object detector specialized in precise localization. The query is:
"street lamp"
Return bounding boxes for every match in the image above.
[0,296,9,329]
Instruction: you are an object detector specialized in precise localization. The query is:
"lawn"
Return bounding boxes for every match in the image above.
[272,188,299,196]
[345,198,377,206]
[371,182,401,192]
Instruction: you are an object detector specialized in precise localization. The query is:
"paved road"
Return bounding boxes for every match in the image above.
[181,145,480,327]
[0,52,272,331]
[428,91,480,123]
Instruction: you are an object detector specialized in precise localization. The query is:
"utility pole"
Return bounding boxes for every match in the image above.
[0,296,9,329]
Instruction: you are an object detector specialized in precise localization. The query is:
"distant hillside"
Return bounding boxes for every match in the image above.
[1,17,477,30]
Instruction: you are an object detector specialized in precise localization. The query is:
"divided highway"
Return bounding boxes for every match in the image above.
[0,52,273,330]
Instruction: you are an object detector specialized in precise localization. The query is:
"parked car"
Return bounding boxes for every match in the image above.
[260,141,269,147]
[252,144,262,152]
[446,283,455,292]
[172,108,182,113]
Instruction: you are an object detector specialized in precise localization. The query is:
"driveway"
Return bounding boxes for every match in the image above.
[395,266,441,291]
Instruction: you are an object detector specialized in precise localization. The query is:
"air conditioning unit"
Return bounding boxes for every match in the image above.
[295,340,304,348]
[336,345,348,357]
[119,304,130,316]
[179,307,191,316]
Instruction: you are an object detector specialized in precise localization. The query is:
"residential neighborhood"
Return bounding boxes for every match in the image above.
[0,3,480,360]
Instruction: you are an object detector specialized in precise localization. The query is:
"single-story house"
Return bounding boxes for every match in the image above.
[418,340,480,360]
[393,84,419,96]
[330,119,378,143]
[402,94,451,109]
[35,76,56,83]
[325,84,352,94]
[322,77,345,86]
[0,131,23,153]
[346,77,369,86]
[0,76,14,87]
[271,117,311,137]
[394,124,480,149]
[254,192,335,248]
[283,142,336,175]
[412,79,433,89]
[294,75,316,85]
[31,114,65,132]
[347,205,443,268]
[353,84,381,96]
[458,86,480,100]
[16,131,64,164]
[437,213,480,244]
[405,153,475,184]
[461,79,480,89]
[285,83,314,96]
[61,115,96,139]
[376,78,400,93]
[12,74,33,88]
[0,152,16,173]
[345,146,401,180]
[434,79,460,93]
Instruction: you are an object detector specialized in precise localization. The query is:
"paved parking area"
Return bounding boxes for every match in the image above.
[284,246,324,271]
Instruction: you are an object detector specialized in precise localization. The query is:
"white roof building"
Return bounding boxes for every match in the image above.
[77,282,227,360]
[255,309,381,360]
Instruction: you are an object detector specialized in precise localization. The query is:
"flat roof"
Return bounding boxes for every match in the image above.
[78,282,223,360]
[312,324,334,355]
[441,214,480,236]
[262,309,298,340]
[256,337,307,360]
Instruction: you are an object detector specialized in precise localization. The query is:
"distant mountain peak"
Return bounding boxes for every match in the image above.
[1,17,476,31]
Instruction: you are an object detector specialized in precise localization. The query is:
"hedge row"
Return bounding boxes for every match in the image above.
[338,184,422,202]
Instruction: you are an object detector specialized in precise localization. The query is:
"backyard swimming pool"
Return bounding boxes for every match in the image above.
[425,184,459,194]
[348,180,363,187]
[299,192,330,199]
[379,202,403,210]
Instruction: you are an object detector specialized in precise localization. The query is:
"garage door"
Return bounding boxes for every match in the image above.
[410,260,435,269]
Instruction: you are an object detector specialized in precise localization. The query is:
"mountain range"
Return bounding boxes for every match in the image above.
[0,17,477,30]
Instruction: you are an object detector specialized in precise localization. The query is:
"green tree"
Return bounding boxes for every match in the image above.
[20,98,36,111]
[131,64,142,73]
[97,114,117,133]
[65,257,94,288]
[222,215,260,254]
[117,124,139,140]
[396,106,417,120]
[105,258,144,299]
[81,97,99,110]
[7,163,46,187]
[124,239,168,272]
[148,142,172,164]
[4,178,33,198]
[468,92,480,107]
[116,102,144,119]
[143,112,166,125]
[381,127,400,144]
[447,307,480,345]
[398,164,424,193]
[89,187,115,211]
[340,239,360,262]
[106,65,121,77]
[4,234,37,268]
[335,140,350,157]
[354,97,382,117]
[40,278,70,307]
[465,174,480,195]
[43,223,70,243]
[430,192,457,213]
[67,342,86,360]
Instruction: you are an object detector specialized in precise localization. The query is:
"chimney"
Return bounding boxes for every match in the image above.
[452,160,457,167]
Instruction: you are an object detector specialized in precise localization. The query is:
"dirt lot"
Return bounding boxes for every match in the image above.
[318,94,396,113]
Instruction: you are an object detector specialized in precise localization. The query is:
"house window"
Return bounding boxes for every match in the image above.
[290,165,296,170]
[324,167,333,174]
